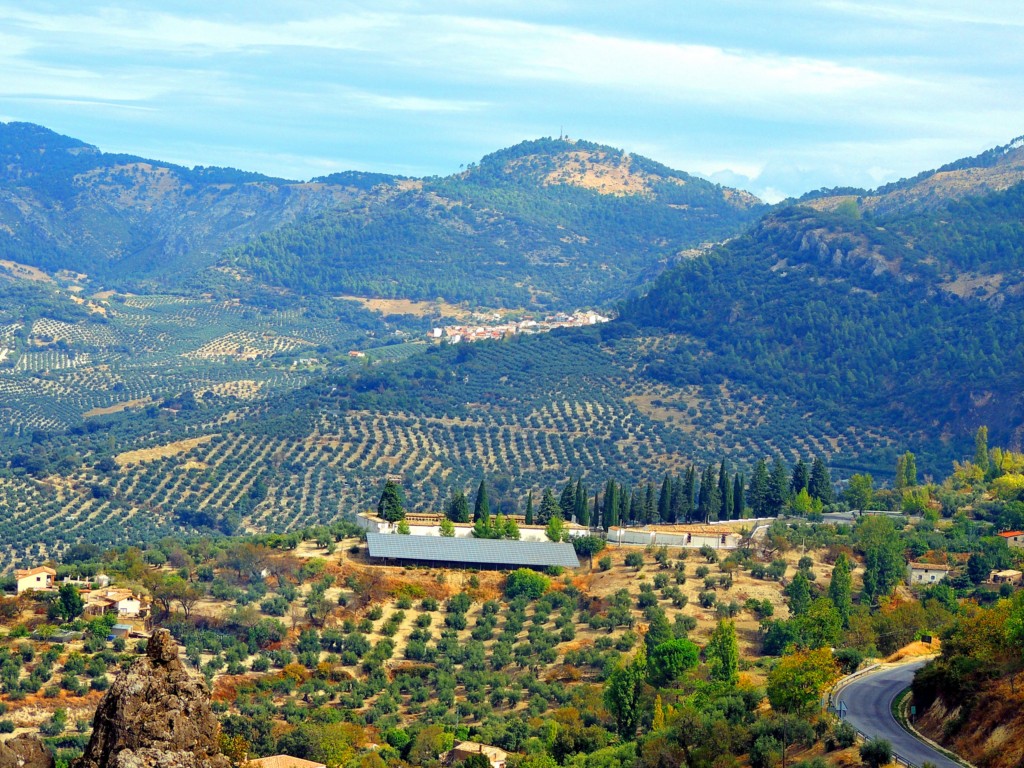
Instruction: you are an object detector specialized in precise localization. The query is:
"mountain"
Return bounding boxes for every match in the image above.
[0,124,763,307]
[0,122,368,287]
[624,138,1024,463]
[223,137,765,309]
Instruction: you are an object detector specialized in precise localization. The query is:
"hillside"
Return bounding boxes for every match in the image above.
[623,170,1024,460]
[0,125,763,308]
[224,138,764,309]
[0,122,371,287]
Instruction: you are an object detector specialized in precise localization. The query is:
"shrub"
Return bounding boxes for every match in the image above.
[625,552,644,569]
[504,569,550,599]
[860,739,892,768]
[598,556,612,572]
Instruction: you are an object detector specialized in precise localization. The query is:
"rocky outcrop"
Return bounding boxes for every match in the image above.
[0,734,55,768]
[73,629,229,768]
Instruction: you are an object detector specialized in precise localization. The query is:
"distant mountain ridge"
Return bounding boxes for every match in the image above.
[0,124,763,307]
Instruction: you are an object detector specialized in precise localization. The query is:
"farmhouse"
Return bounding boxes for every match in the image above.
[991,569,1023,586]
[608,524,744,550]
[365,532,579,570]
[15,566,56,594]
[448,742,510,768]
[998,530,1024,549]
[85,588,144,617]
[356,512,589,542]
[907,562,952,585]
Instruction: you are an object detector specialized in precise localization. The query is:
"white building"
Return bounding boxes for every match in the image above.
[356,512,590,543]
[907,562,951,585]
[608,524,744,550]
[15,566,56,594]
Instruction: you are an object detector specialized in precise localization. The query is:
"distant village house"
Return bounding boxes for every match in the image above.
[998,530,1024,550]
[907,562,951,585]
[447,742,510,768]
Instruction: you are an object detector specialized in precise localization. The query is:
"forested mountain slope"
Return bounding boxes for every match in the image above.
[0,122,373,287]
[225,138,765,308]
[624,170,1024,454]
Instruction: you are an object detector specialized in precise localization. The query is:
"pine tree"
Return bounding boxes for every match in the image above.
[539,488,560,524]
[377,479,406,523]
[749,459,770,517]
[767,457,789,515]
[790,458,810,495]
[446,489,470,523]
[732,473,744,520]
[808,457,834,504]
[473,479,490,523]
[525,492,534,526]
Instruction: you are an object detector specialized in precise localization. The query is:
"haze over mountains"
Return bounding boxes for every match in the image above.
[1,120,1024,561]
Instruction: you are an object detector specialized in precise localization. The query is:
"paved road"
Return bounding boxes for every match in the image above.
[838,659,962,768]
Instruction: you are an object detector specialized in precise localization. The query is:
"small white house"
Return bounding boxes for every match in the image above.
[15,566,56,594]
[356,512,589,543]
[907,562,951,585]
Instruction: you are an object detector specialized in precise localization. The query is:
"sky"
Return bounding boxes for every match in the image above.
[2,1,1024,202]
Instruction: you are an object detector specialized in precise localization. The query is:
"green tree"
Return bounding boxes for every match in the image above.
[845,473,874,511]
[648,638,700,686]
[975,426,990,474]
[658,476,672,523]
[539,488,560,525]
[733,473,745,520]
[828,553,853,627]
[790,459,810,495]
[767,647,839,715]
[705,619,739,685]
[504,569,549,599]
[446,490,470,523]
[572,535,606,568]
[545,514,568,543]
[525,492,535,526]
[784,570,812,616]
[768,457,790,515]
[808,457,834,504]
[377,479,405,523]
[749,459,770,517]
[54,584,84,621]
[439,518,455,537]
[718,460,732,523]
[858,516,906,605]
[860,739,893,768]
[604,647,647,737]
[575,479,589,526]
[473,479,490,523]
[396,519,411,534]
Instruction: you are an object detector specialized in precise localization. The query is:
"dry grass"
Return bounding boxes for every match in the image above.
[115,434,217,466]
[84,397,152,418]
[0,259,52,282]
[338,295,465,318]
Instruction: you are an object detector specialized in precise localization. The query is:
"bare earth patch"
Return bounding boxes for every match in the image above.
[84,398,152,418]
[116,434,217,466]
[338,295,465,318]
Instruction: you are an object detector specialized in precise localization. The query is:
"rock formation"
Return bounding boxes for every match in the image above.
[73,629,229,768]
[0,734,55,768]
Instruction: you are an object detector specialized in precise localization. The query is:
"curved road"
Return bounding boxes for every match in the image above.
[837,659,962,768]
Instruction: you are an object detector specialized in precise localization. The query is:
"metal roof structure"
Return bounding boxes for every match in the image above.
[365,532,580,569]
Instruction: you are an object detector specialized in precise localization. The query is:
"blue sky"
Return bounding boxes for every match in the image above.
[2,1,1023,201]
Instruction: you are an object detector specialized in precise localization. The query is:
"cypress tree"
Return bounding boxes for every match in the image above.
[559,480,576,521]
[718,460,732,522]
[525,491,534,526]
[604,480,619,530]
[576,480,589,527]
[808,457,834,504]
[539,488,560,523]
[732,473,744,520]
[658,475,672,523]
[377,479,406,523]
[644,483,656,525]
[593,490,601,530]
[446,489,470,523]
[829,553,853,627]
[473,479,490,522]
